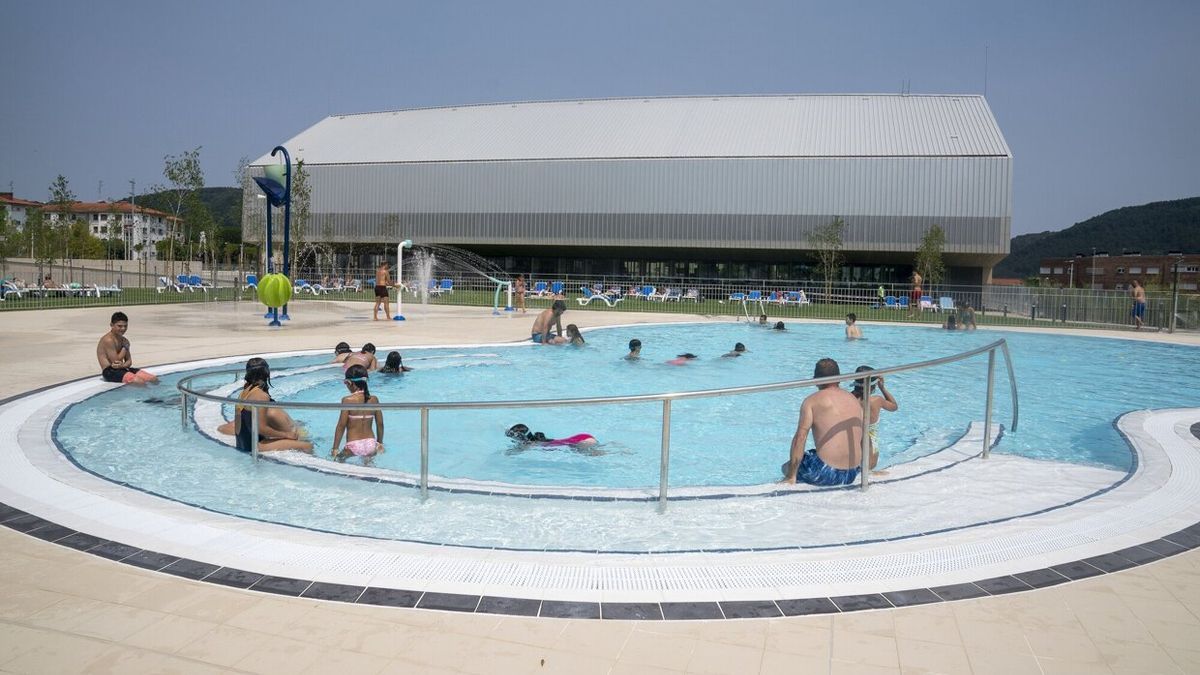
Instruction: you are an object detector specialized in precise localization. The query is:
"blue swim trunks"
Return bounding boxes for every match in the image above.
[1132,302,1146,319]
[530,333,544,344]
[798,449,860,486]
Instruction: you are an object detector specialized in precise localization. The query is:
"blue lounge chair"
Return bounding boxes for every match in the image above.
[898,296,910,309]
[188,275,211,292]
[883,295,898,309]
[531,281,548,297]
[745,290,763,303]
[662,288,682,302]
[919,295,936,312]
[440,278,454,294]
[550,281,564,296]
[728,291,746,302]
[939,296,956,312]
[639,285,656,300]
[682,288,700,302]
[577,286,623,307]
[243,274,258,294]
[157,276,181,294]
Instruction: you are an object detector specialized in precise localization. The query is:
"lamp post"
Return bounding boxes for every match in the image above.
[252,146,293,326]
[394,239,413,321]
[1067,259,1075,288]
[1168,251,1183,333]
[1090,247,1097,289]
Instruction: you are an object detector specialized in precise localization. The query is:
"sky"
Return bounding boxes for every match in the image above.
[2,0,1197,236]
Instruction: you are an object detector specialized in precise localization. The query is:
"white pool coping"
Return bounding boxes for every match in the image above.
[3,350,1200,601]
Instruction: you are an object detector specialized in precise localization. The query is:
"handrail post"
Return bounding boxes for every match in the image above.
[659,399,672,508]
[250,405,260,462]
[983,349,996,458]
[860,374,872,490]
[419,407,430,500]
[180,392,189,430]
[1000,340,1019,432]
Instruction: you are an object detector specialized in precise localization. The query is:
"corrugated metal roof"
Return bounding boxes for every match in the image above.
[255,94,1010,166]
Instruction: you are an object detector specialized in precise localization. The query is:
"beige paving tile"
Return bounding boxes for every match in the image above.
[1025,628,1104,663]
[832,608,895,636]
[455,638,556,675]
[0,586,70,622]
[175,624,270,668]
[298,648,393,675]
[123,581,260,623]
[329,618,428,660]
[232,634,327,675]
[1164,646,1200,672]
[763,619,830,659]
[539,648,616,675]
[964,646,1042,675]
[62,603,170,643]
[829,660,900,674]
[378,659,460,675]
[488,615,567,649]
[1095,639,1182,675]
[120,613,220,654]
[81,645,230,675]
[1141,619,1200,651]
[830,629,898,668]
[553,618,632,657]
[1035,656,1115,674]
[955,617,1032,654]
[2,631,112,674]
[895,637,971,674]
[617,629,696,671]
[758,650,825,674]
[0,623,51,667]
[20,596,107,632]
[892,607,962,646]
[609,663,686,675]
[1078,607,1156,646]
[684,639,763,674]
[393,629,470,671]
[1121,597,1200,626]
[683,620,768,649]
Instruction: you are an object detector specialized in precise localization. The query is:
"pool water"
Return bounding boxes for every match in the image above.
[51,322,1199,550]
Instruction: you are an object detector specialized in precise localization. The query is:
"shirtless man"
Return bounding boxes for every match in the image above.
[1130,279,1146,330]
[96,311,158,385]
[907,270,923,317]
[780,358,864,486]
[373,262,395,321]
[531,300,568,344]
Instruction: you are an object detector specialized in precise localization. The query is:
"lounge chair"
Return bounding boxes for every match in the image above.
[91,283,122,298]
[682,288,701,302]
[175,274,195,292]
[648,287,671,301]
[425,278,443,296]
[919,295,936,312]
[898,296,910,310]
[549,281,564,297]
[939,296,957,312]
[439,278,454,294]
[745,290,763,304]
[638,285,656,301]
[0,281,29,301]
[662,288,682,302]
[728,291,746,302]
[624,286,640,298]
[785,291,812,305]
[188,275,211,292]
[157,276,181,294]
[605,285,622,299]
[531,281,549,297]
[243,274,258,294]
[345,279,363,293]
[883,295,898,309]
[577,286,623,307]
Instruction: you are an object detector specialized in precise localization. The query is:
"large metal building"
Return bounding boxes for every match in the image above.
[246,94,1012,283]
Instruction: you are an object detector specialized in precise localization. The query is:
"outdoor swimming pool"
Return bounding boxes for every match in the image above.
[41,322,1198,552]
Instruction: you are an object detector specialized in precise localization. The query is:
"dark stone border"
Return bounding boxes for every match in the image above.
[5,498,1199,620]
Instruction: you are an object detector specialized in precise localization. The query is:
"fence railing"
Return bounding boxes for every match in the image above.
[176,339,1018,507]
[5,261,1196,333]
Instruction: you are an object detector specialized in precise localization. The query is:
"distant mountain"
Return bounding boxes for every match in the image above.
[996,197,1200,278]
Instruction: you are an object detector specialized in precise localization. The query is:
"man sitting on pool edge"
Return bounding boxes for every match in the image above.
[780,357,864,486]
[530,299,568,344]
[96,311,158,385]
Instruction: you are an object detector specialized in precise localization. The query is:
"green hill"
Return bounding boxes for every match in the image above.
[133,186,242,244]
[996,197,1200,278]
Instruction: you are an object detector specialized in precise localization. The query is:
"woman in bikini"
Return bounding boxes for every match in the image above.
[220,357,313,453]
[331,364,385,464]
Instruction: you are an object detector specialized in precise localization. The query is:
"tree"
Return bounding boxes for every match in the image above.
[48,174,75,262]
[915,224,947,288]
[289,159,311,274]
[160,147,205,275]
[235,156,265,273]
[809,216,846,301]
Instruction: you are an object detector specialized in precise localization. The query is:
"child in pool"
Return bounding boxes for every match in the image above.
[331,365,385,464]
[379,351,413,373]
[331,342,353,364]
[566,324,585,346]
[667,353,698,366]
[506,424,597,450]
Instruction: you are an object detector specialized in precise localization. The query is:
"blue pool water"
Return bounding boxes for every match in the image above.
[50,323,1199,550]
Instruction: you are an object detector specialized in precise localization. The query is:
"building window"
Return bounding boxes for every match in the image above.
[1181,283,1197,290]
[1053,267,1063,274]
[1130,267,1141,274]
[1147,267,1160,274]
[1039,267,1052,274]
[1185,265,1199,273]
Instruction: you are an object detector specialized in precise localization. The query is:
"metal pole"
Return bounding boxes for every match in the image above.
[859,375,872,490]
[250,406,260,462]
[1170,259,1181,334]
[180,392,188,430]
[419,407,430,500]
[983,350,996,458]
[659,399,672,507]
[1000,341,1019,432]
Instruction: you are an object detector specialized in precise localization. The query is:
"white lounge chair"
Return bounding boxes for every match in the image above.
[577,286,623,307]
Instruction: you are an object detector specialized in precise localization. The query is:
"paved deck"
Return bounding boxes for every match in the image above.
[2,300,1200,674]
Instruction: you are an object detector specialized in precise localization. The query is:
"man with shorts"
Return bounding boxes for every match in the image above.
[96,311,158,385]
[1130,279,1146,329]
[780,358,864,486]
[530,299,567,344]
[373,261,395,321]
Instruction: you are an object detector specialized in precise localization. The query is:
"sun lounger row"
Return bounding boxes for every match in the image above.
[881,295,956,311]
[157,275,212,293]
[1,280,122,301]
[728,290,810,305]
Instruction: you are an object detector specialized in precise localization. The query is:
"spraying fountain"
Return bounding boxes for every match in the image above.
[400,243,514,316]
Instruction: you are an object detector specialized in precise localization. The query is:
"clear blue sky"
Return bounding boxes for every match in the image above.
[3,0,1197,235]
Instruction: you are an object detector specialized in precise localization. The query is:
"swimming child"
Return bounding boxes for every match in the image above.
[566,324,585,346]
[332,342,353,363]
[845,313,862,340]
[505,423,598,452]
[773,321,786,331]
[343,343,379,371]
[218,357,313,453]
[850,365,898,472]
[626,338,642,360]
[667,353,698,366]
[758,314,769,326]
[331,365,385,464]
[722,343,747,357]
[379,351,413,373]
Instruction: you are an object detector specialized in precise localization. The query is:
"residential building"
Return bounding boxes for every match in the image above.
[1,192,42,228]
[44,201,179,261]
[1038,253,1200,291]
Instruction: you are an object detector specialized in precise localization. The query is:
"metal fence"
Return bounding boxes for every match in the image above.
[4,261,1196,332]
[177,339,1018,507]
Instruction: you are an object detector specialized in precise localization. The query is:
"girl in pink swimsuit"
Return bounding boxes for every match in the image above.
[331,365,385,464]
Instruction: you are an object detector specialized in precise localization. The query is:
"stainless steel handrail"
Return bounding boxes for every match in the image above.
[177,339,1019,505]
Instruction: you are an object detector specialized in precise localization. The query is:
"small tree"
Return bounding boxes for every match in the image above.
[289,159,311,274]
[914,224,947,289]
[809,216,846,301]
[160,147,204,275]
